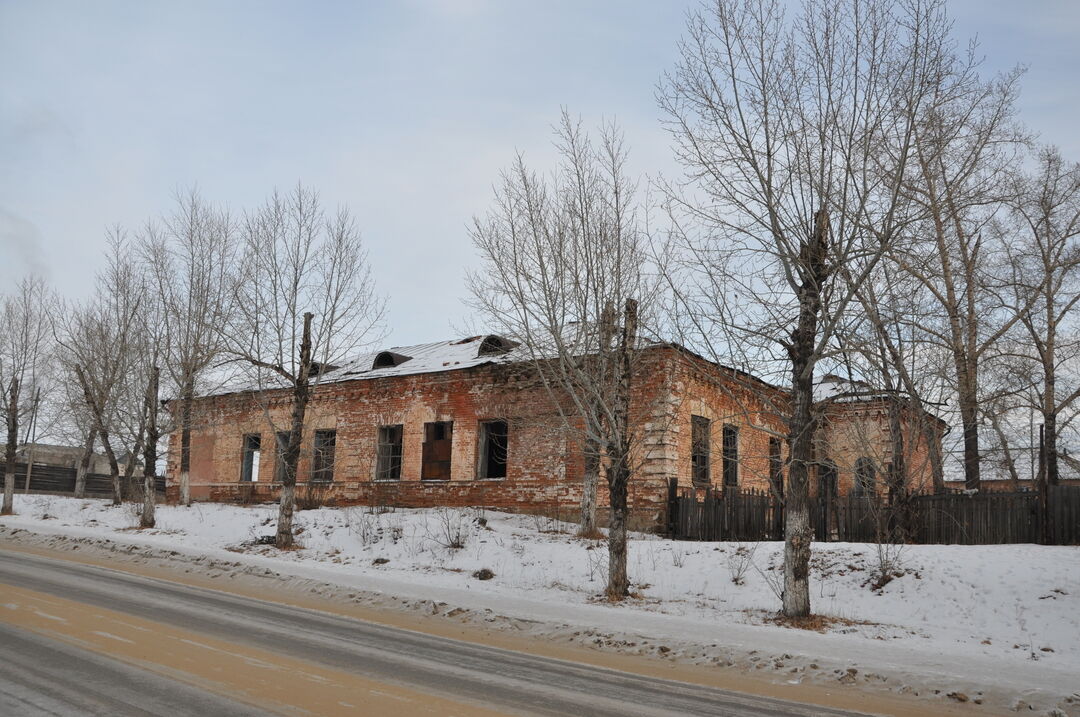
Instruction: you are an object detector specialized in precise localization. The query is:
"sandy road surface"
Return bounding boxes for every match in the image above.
[0,547,875,716]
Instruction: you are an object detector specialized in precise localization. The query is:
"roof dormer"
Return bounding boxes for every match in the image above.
[372,351,412,369]
[477,335,518,356]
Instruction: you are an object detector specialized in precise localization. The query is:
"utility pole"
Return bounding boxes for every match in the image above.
[23,388,41,493]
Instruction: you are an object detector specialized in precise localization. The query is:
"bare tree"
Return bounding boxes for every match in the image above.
[58,230,144,505]
[128,238,170,528]
[144,190,235,507]
[890,42,1026,490]
[469,112,659,599]
[140,364,161,528]
[220,184,384,549]
[1002,146,1080,488]
[1,276,53,515]
[50,369,100,499]
[660,0,954,616]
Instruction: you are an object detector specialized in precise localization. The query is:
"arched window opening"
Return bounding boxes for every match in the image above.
[854,457,876,497]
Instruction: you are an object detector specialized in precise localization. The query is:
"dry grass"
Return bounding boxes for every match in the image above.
[763,612,879,633]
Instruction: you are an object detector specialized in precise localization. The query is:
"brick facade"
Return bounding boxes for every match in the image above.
[166,339,942,528]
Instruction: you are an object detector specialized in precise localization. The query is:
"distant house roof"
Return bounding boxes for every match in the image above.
[16,443,90,458]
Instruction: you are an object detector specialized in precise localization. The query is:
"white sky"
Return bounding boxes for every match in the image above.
[2,0,1079,346]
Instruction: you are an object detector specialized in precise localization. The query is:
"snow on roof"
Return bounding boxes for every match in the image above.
[209,336,905,411]
[813,374,880,402]
[315,335,525,384]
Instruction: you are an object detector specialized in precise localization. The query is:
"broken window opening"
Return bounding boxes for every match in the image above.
[312,429,336,483]
[722,424,739,487]
[376,425,403,481]
[690,415,710,486]
[478,420,508,479]
[854,457,876,497]
[421,421,453,480]
[241,434,261,483]
[273,431,289,482]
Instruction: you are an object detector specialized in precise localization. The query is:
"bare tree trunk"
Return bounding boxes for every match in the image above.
[987,410,1021,489]
[277,312,314,550]
[606,453,629,598]
[958,384,981,491]
[605,299,637,600]
[178,381,194,506]
[2,377,17,515]
[22,389,40,493]
[580,441,599,536]
[74,428,96,499]
[887,398,910,540]
[888,402,906,500]
[74,363,123,505]
[925,420,946,494]
[100,430,121,506]
[783,209,830,619]
[123,415,147,503]
[784,358,815,618]
[1044,404,1059,487]
[141,366,159,528]
[1037,423,1051,544]
[584,301,617,538]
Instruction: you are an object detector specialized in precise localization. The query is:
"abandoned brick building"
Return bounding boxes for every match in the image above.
[166,335,943,527]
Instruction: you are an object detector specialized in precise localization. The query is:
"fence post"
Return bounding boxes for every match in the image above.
[1037,424,1052,544]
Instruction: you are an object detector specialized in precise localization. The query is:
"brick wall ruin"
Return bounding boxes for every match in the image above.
[166,343,940,529]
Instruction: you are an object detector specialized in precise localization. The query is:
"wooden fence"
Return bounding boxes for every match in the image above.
[668,479,1080,545]
[908,491,1038,544]
[667,484,782,541]
[1049,485,1080,545]
[6,462,165,499]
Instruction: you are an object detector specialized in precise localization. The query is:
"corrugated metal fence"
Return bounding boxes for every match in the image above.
[7,462,165,499]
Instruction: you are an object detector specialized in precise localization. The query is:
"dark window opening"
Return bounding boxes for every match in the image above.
[422,421,453,480]
[312,429,336,483]
[854,457,876,496]
[768,437,784,497]
[722,424,739,487]
[241,434,261,482]
[376,425,403,481]
[274,431,289,482]
[478,420,508,479]
[690,415,710,486]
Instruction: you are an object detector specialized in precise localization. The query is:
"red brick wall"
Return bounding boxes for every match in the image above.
[661,351,789,494]
[817,399,942,496]
[166,346,942,527]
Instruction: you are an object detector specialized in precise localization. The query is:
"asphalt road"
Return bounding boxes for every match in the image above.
[0,548,868,717]
[0,621,267,717]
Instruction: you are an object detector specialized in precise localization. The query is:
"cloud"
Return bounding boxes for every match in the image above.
[0,207,48,282]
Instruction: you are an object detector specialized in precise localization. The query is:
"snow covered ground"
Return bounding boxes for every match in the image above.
[3,495,1079,715]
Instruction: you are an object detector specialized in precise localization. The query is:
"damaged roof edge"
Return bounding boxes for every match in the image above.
[187,335,925,417]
